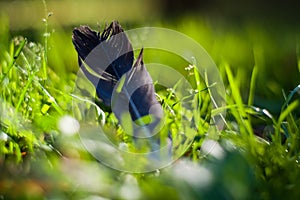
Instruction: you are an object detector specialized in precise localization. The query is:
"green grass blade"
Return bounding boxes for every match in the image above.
[225,62,254,136]
[193,63,202,109]
[248,65,258,106]
[15,75,33,112]
[0,38,27,83]
[276,100,299,143]
[297,42,300,74]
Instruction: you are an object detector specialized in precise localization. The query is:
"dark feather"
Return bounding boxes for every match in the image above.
[72,21,134,106]
[72,22,162,125]
[109,48,163,127]
[127,49,163,121]
[72,21,170,154]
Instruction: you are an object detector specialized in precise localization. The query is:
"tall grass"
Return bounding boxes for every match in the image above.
[1,15,300,199]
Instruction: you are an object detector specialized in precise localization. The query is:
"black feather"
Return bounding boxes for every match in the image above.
[72,21,163,126]
[127,49,163,121]
[72,21,134,106]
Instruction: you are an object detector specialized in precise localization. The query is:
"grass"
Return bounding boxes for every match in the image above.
[1,12,300,199]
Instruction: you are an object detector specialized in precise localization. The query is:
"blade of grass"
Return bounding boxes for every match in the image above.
[275,100,299,143]
[224,62,254,136]
[193,62,202,109]
[70,93,106,125]
[42,0,52,81]
[36,80,64,115]
[296,42,300,74]
[0,38,27,83]
[15,75,33,112]
[281,85,300,110]
[280,86,300,135]
[204,69,227,129]
[248,65,258,106]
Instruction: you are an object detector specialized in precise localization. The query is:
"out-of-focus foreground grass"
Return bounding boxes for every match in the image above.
[1,0,300,199]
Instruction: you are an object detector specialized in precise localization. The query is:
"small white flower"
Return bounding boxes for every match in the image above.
[0,131,9,141]
[58,115,80,136]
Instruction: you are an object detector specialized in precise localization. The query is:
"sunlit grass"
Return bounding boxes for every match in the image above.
[1,15,300,199]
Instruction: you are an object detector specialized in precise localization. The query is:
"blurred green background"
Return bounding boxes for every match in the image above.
[1,1,300,199]
[1,0,300,29]
[1,0,299,114]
